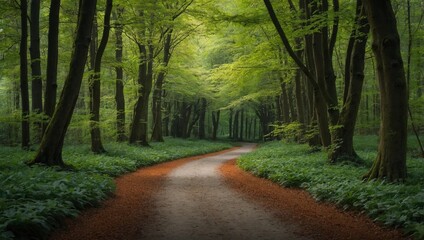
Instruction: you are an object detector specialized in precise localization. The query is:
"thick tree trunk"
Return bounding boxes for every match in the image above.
[364,0,408,181]
[114,6,126,142]
[88,0,112,153]
[29,0,97,166]
[233,110,239,140]
[44,0,60,123]
[29,0,43,142]
[20,0,30,150]
[329,0,369,163]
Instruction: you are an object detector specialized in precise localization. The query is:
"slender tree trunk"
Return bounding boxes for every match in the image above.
[233,110,239,140]
[29,0,43,142]
[29,0,97,166]
[20,0,30,150]
[152,30,172,142]
[280,82,290,123]
[212,110,220,140]
[239,109,244,141]
[88,0,112,153]
[364,0,408,181]
[229,109,233,139]
[113,6,126,142]
[129,44,149,145]
[329,0,369,162]
[198,98,207,139]
[44,0,60,125]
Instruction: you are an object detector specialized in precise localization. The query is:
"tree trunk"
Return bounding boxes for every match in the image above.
[44,0,60,124]
[29,0,43,142]
[198,98,207,139]
[20,0,30,150]
[29,0,97,166]
[212,110,220,140]
[229,109,233,139]
[239,109,244,141]
[113,6,126,142]
[129,43,149,146]
[364,0,408,181]
[152,30,173,142]
[233,110,239,140]
[329,0,369,163]
[88,0,112,153]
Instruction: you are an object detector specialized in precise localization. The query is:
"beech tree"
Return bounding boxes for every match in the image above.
[44,0,61,125]
[29,0,43,141]
[19,0,30,149]
[363,0,408,181]
[29,0,97,166]
[88,0,113,153]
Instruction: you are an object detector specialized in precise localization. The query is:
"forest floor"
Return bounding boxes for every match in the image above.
[50,144,406,240]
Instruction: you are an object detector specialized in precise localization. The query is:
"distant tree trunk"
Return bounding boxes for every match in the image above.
[29,0,43,142]
[152,30,172,142]
[239,109,244,141]
[364,0,408,181]
[20,0,30,149]
[113,6,126,142]
[280,82,290,123]
[228,109,233,139]
[233,110,239,140]
[187,100,200,138]
[212,110,220,140]
[88,0,112,153]
[329,0,369,162]
[198,98,207,139]
[29,0,97,166]
[44,0,60,125]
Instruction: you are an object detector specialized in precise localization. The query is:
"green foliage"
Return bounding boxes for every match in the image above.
[268,122,304,143]
[0,139,232,239]
[238,139,424,238]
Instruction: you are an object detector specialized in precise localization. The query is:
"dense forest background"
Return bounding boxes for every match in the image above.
[0,0,423,175]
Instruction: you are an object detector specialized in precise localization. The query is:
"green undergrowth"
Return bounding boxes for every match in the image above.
[237,140,424,239]
[0,138,232,239]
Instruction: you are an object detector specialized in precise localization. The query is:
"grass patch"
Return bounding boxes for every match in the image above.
[0,138,232,239]
[237,139,424,239]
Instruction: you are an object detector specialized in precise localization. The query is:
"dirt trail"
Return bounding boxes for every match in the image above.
[142,143,309,240]
[50,144,406,240]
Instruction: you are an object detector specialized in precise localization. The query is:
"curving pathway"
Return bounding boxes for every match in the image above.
[141,144,310,240]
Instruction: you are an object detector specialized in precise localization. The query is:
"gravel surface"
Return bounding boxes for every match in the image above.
[142,143,309,240]
[50,144,407,240]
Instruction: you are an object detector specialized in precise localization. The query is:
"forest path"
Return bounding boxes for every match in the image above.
[141,143,309,240]
[50,144,405,240]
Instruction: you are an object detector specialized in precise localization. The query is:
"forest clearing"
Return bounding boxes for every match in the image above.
[0,0,423,239]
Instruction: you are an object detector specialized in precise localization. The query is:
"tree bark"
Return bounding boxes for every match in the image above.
[113,6,126,142]
[44,0,60,123]
[88,0,112,153]
[152,30,173,142]
[212,110,220,140]
[329,0,369,163]
[364,0,408,181]
[29,0,43,142]
[29,0,97,166]
[129,43,150,145]
[198,98,207,139]
[20,0,30,150]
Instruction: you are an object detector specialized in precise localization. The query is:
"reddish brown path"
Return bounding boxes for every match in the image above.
[50,145,407,240]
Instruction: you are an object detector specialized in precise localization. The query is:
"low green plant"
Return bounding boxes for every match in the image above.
[238,140,424,239]
[0,138,232,239]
